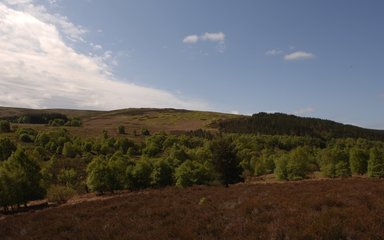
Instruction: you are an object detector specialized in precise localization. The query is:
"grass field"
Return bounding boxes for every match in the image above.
[1,178,384,239]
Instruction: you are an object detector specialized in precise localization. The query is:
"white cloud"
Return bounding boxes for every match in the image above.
[183,35,199,44]
[294,107,315,115]
[201,32,225,42]
[182,32,226,52]
[284,51,315,61]
[183,32,225,44]
[0,2,209,110]
[3,0,86,42]
[265,49,283,56]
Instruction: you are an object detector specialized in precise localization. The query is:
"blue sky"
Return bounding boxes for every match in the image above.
[0,0,383,129]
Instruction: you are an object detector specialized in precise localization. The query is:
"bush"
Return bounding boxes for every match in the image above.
[0,120,11,133]
[62,142,77,158]
[19,133,34,143]
[0,138,16,161]
[46,185,76,204]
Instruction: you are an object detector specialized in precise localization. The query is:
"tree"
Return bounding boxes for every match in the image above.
[126,159,153,190]
[0,120,11,133]
[319,148,350,178]
[368,147,384,178]
[86,157,112,194]
[0,138,16,161]
[151,159,174,188]
[62,142,77,158]
[274,155,288,180]
[0,149,45,208]
[286,147,310,180]
[58,168,77,188]
[87,153,131,194]
[117,125,125,134]
[349,148,369,175]
[209,138,242,187]
[175,160,213,187]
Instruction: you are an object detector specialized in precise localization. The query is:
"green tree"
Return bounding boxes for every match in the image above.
[286,147,310,180]
[117,125,125,134]
[209,138,242,187]
[86,157,112,194]
[151,159,174,188]
[0,149,45,207]
[349,148,369,175]
[0,138,16,161]
[368,147,384,178]
[126,159,153,190]
[58,168,77,188]
[175,160,213,187]
[319,148,350,178]
[0,120,11,133]
[274,155,288,180]
[62,142,77,158]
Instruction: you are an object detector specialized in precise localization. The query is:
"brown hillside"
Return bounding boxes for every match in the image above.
[2,178,384,239]
[0,107,237,138]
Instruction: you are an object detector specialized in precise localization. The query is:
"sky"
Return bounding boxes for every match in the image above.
[0,0,383,129]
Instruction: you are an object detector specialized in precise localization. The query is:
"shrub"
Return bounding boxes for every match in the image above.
[58,168,77,188]
[46,185,76,204]
[62,142,77,158]
[19,133,34,143]
[0,138,16,161]
[141,128,150,136]
[0,120,11,133]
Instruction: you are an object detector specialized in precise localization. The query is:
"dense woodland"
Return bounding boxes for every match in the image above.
[1,111,384,212]
[217,112,384,141]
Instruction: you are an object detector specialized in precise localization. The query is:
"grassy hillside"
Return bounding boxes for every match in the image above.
[0,107,236,138]
[1,178,384,239]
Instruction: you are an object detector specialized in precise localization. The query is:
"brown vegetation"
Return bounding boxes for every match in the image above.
[2,178,384,239]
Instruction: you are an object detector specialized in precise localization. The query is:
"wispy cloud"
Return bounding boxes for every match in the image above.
[182,35,199,44]
[294,107,315,115]
[265,49,283,56]
[0,1,209,110]
[284,51,315,61]
[182,32,226,52]
[201,32,225,42]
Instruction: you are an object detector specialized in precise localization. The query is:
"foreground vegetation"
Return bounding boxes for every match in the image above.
[2,178,384,239]
[0,107,384,238]
[0,109,384,212]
